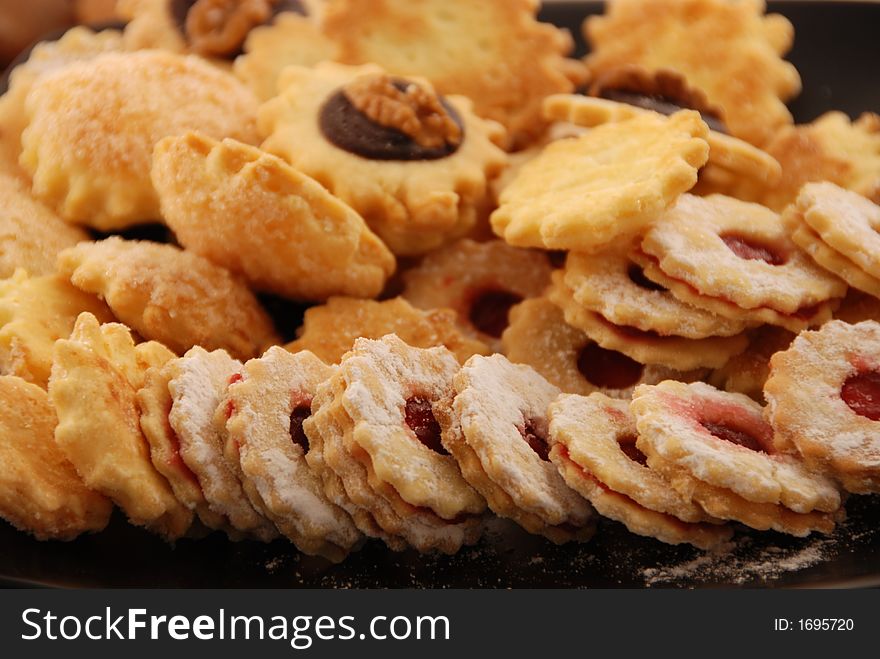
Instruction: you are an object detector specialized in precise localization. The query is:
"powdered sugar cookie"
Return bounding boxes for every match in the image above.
[437,353,595,543]
[490,110,709,252]
[765,320,880,494]
[707,326,795,403]
[402,239,552,351]
[20,50,259,230]
[0,375,113,540]
[321,0,580,148]
[548,393,731,549]
[502,297,704,399]
[258,62,507,256]
[221,347,362,560]
[285,297,488,365]
[49,312,192,538]
[0,270,114,389]
[57,238,280,360]
[584,0,801,146]
[167,346,278,540]
[152,132,395,301]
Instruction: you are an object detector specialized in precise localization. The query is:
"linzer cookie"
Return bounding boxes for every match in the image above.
[437,353,595,544]
[765,320,880,494]
[258,62,507,256]
[152,132,395,302]
[632,381,842,536]
[708,326,795,403]
[584,0,801,146]
[548,393,732,549]
[490,111,709,252]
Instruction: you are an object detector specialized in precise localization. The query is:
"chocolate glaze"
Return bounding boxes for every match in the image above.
[319,83,465,161]
[600,89,729,134]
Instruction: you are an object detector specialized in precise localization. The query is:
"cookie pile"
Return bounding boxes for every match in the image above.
[1,0,879,563]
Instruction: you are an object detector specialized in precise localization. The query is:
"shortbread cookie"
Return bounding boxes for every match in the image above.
[285,297,488,365]
[708,326,795,403]
[0,175,89,279]
[222,347,362,560]
[0,270,114,389]
[549,271,748,371]
[835,290,880,325]
[437,353,595,543]
[20,50,259,230]
[152,132,395,301]
[49,312,192,538]
[57,238,280,360]
[502,298,704,399]
[0,375,113,540]
[548,393,731,549]
[258,62,507,256]
[765,320,880,494]
[632,381,841,523]
[584,0,801,146]
[321,0,580,147]
[167,346,278,540]
[402,239,552,350]
[490,110,709,251]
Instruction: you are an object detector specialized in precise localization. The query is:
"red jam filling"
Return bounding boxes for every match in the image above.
[468,288,523,338]
[676,395,773,453]
[627,263,667,292]
[577,342,644,390]
[618,434,648,465]
[701,422,766,453]
[289,404,311,452]
[404,397,448,455]
[720,233,787,266]
[519,419,550,461]
[841,370,880,421]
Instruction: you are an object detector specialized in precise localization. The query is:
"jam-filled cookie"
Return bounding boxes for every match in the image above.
[632,381,842,535]
[502,297,705,399]
[258,62,507,256]
[0,270,114,389]
[19,49,259,230]
[707,326,795,403]
[584,0,800,147]
[49,312,193,539]
[285,296,488,365]
[321,0,582,148]
[221,347,362,561]
[490,110,709,252]
[401,239,552,351]
[835,289,880,325]
[152,132,395,301]
[548,393,732,549]
[0,375,113,540]
[57,238,280,360]
[765,320,880,494]
[437,353,595,544]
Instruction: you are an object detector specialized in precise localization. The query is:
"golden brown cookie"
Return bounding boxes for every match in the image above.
[835,289,880,325]
[152,132,395,301]
[285,296,488,365]
[48,312,192,538]
[0,375,113,540]
[258,62,507,256]
[20,49,259,230]
[57,238,280,360]
[707,326,795,403]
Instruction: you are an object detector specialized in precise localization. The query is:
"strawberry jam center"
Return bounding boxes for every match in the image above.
[627,263,667,292]
[618,434,648,465]
[701,421,766,453]
[468,289,523,338]
[520,420,550,461]
[577,343,644,390]
[720,234,787,266]
[405,397,448,455]
[289,404,311,452]
[841,370,880,421]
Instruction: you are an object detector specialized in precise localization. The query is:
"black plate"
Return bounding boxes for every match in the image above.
[2,1,880,589]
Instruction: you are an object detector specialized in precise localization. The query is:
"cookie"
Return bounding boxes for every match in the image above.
[548,393,732,549]
[152,132,395,301]
[19,49,259,230]
[707,326,795,403]
[284,296,488,365]
[321,0,581,147]
[221,347,362,560]
[57,237,280,360]
[584,0,801,146]
[765,320,880,494]
[48,312,192,538]
[258,62,507,256]
[0,375,113,540]
[835,289,880,325]
[437,353,595,543]
[0,270,114,389]
[401,239,553,351]
[167,346,278,540]
[490,110,709,252]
